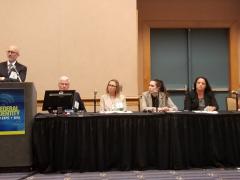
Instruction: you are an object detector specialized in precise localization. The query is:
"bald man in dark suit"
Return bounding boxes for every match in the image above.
[0,45,27,82]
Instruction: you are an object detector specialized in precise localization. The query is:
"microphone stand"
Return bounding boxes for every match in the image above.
[138,95,142,112]
[184,85,190,111]
[94,90,97,113]
[236,92,239,111]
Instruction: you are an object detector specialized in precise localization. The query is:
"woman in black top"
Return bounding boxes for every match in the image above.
[184,76,219,111]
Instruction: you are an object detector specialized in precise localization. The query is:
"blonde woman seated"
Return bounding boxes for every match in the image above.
[100,79,127,112]
[141,79,178,112]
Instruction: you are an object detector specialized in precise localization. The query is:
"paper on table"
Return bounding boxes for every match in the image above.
[193,110,218,114]
[100,111,133,114]
[166,110,182,113]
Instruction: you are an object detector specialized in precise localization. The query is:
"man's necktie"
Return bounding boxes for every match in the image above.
[8,63,13,75]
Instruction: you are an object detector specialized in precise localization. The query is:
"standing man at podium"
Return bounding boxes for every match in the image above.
[0,45,27,82]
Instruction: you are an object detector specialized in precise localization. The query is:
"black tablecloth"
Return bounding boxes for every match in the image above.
[32,112,240,172]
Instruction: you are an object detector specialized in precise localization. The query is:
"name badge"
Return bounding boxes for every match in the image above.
[9,71,18,79]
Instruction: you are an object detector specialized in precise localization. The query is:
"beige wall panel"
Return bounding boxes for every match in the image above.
[0,0,138,100]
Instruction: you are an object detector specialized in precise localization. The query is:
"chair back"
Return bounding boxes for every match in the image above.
[226,97,237,111]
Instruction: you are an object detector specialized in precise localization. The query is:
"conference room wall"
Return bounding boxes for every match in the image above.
[138,0,240,90]
[0,0,138,100]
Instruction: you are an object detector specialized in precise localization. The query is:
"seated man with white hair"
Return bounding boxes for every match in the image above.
[58,75,86,112]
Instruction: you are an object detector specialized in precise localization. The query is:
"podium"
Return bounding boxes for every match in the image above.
[0,82,36,169]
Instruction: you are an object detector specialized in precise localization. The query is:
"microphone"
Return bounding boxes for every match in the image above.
[231,90,239,94]
[10,65,22,82]
[94,90,97,113]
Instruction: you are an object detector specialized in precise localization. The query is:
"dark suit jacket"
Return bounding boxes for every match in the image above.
[184,90,219,110]
[74,92,86,112]
[0,61,27,82]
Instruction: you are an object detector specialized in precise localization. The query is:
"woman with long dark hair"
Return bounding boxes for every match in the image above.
[184,76,219,111]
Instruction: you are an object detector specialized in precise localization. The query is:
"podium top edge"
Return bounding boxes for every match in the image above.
[0,82,34,84]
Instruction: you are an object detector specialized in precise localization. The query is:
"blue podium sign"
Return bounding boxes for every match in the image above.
[0,89,25,135]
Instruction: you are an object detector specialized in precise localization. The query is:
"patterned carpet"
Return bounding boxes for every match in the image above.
[1,168,240,180]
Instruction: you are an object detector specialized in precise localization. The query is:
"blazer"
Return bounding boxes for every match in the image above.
[184,90,219,110]
[74,92,86,112]
[0,61,27,82]
[141,91,178,111]
[100,94,127,112]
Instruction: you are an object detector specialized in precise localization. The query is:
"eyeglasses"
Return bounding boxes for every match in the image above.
[7,50,17,54]
[108,84,117,87]
[59,83,69,86]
